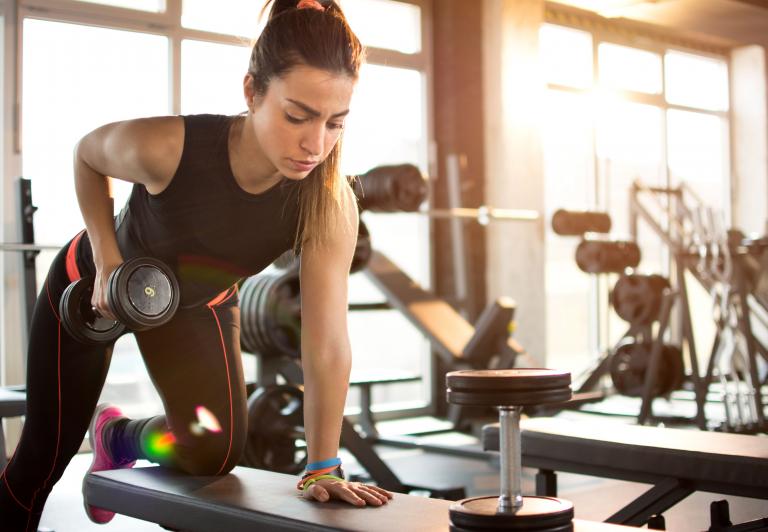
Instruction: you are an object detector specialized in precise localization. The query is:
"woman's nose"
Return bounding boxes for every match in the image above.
[300,125,324,157]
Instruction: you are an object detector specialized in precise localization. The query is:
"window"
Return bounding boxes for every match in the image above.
[181,40,252,115]
[540,23,593,89]
[22,19,169,249]
[665,51,729,111]
[541,23,731,372]
[340,0,422,54]
[598,43,662,94]
[342,64,431,412]
[182,0,265,38]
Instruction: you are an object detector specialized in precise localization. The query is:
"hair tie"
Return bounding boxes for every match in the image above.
[297,0,325,11]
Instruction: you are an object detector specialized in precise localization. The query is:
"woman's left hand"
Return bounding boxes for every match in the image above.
[303,478,393,507]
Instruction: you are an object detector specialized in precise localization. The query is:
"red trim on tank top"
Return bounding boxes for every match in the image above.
[206,284,238,307]
[65,231,85,283]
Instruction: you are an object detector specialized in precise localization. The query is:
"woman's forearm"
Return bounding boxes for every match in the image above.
[73,146,121,267]
[301,345,352,464]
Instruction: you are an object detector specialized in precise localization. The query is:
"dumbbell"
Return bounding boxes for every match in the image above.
[60,257,180,344]
[446,369,573,531]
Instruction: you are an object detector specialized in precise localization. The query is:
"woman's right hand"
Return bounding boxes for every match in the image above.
[92,256,123,322]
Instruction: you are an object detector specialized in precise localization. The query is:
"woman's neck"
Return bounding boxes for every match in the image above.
[228,115,283,194]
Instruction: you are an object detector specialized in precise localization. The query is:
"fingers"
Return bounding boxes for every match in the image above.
[304,484,329,503]
[352,485,389,506]
[306,480,393,507]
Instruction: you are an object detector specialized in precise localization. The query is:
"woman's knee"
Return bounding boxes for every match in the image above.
[176,427,246,476]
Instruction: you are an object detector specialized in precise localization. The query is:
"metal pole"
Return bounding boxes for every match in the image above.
[498,406,523,513]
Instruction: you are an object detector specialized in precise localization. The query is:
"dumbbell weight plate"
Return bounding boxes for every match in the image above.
[241,384,306,474]
[108,258,179,331]
[59,278,125,344]
[450,496,574,530]
[448,388,573,407]
[447,370,572,407]
[447,369,571,390]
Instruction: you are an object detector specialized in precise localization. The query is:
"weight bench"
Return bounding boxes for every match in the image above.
[84,465,639,531]
[0,387,27,469]
[482,417,768,527]
[349,369,421,438]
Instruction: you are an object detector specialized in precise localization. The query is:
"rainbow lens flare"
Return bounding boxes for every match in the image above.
[146,431,176,459]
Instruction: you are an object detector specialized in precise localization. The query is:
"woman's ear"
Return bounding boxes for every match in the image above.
[243,73,256,112]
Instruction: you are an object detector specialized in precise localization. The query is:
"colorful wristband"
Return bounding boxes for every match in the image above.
[306,457,342,471]
[300,474,344,492]
[297,465,345,490]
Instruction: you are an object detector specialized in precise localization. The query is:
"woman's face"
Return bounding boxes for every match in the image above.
[245,64,355,180]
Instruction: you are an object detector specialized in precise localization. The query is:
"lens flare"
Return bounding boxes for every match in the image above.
[146,431,176,459]
[193,405,222,434]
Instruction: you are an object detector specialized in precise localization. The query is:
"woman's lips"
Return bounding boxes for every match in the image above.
[288,159,318,172]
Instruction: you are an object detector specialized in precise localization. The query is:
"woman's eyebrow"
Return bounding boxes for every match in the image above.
[286,98,350,118]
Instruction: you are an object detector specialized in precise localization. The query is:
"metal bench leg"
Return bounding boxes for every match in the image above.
[606,477,693,526]
[535,468,557,496]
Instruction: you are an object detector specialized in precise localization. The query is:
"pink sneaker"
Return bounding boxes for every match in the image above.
[83,403,136,524]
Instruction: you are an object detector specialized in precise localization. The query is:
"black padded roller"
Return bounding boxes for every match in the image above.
[353,164,428,213]
[551,209,611,236]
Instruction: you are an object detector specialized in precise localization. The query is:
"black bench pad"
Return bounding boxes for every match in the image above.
[483,417,768,498]
[0,388,26,417]
[85,466,636,531]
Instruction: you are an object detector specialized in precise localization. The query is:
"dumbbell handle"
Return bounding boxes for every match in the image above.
[498,406,523,513]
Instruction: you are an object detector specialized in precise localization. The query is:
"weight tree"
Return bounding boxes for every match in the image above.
[629,180,767,433]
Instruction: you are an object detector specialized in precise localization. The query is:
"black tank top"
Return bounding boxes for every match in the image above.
[80,114,301,307]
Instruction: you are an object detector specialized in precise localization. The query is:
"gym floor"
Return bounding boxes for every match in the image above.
[38,413,768,532]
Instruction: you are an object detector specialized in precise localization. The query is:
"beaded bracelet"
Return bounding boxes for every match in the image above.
[300,474,345,492]
[297,465,345,491]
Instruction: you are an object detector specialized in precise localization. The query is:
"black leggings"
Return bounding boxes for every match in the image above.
[0,236,247,532]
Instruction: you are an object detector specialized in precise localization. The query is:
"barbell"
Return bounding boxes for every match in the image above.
[0,242,61,252]
[353,164,540,224]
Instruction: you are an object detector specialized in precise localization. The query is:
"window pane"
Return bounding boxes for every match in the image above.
[596,100,665,346]
[665,51,729,111]
[181,40,252,115]
[540,24,593,89]
[542,90,595,371]
[598,42,661,94]
[667,109,729,209]
[23,19,169,247]
[76,0,164,12]
[340,0,421,54]
[23,19,169,418]
[182,0,265,38]
[341,63,430,410]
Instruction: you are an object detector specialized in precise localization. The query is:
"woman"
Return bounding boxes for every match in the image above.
[0,1,391,529]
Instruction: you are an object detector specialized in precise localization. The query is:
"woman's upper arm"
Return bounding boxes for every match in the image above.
[299,189,359,349]
[75,116,184,195]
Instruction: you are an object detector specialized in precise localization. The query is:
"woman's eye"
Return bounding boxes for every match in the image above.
[285,114,306,124]
[327,122,344,131]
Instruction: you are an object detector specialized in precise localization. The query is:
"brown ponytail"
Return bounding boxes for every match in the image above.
[251,0,364,249]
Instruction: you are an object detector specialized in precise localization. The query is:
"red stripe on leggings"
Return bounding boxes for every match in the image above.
[2,470,30,512]
[45,279,60,321]
[65,231,84,283]
[207,305,235,475]
[25,318,64,532]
